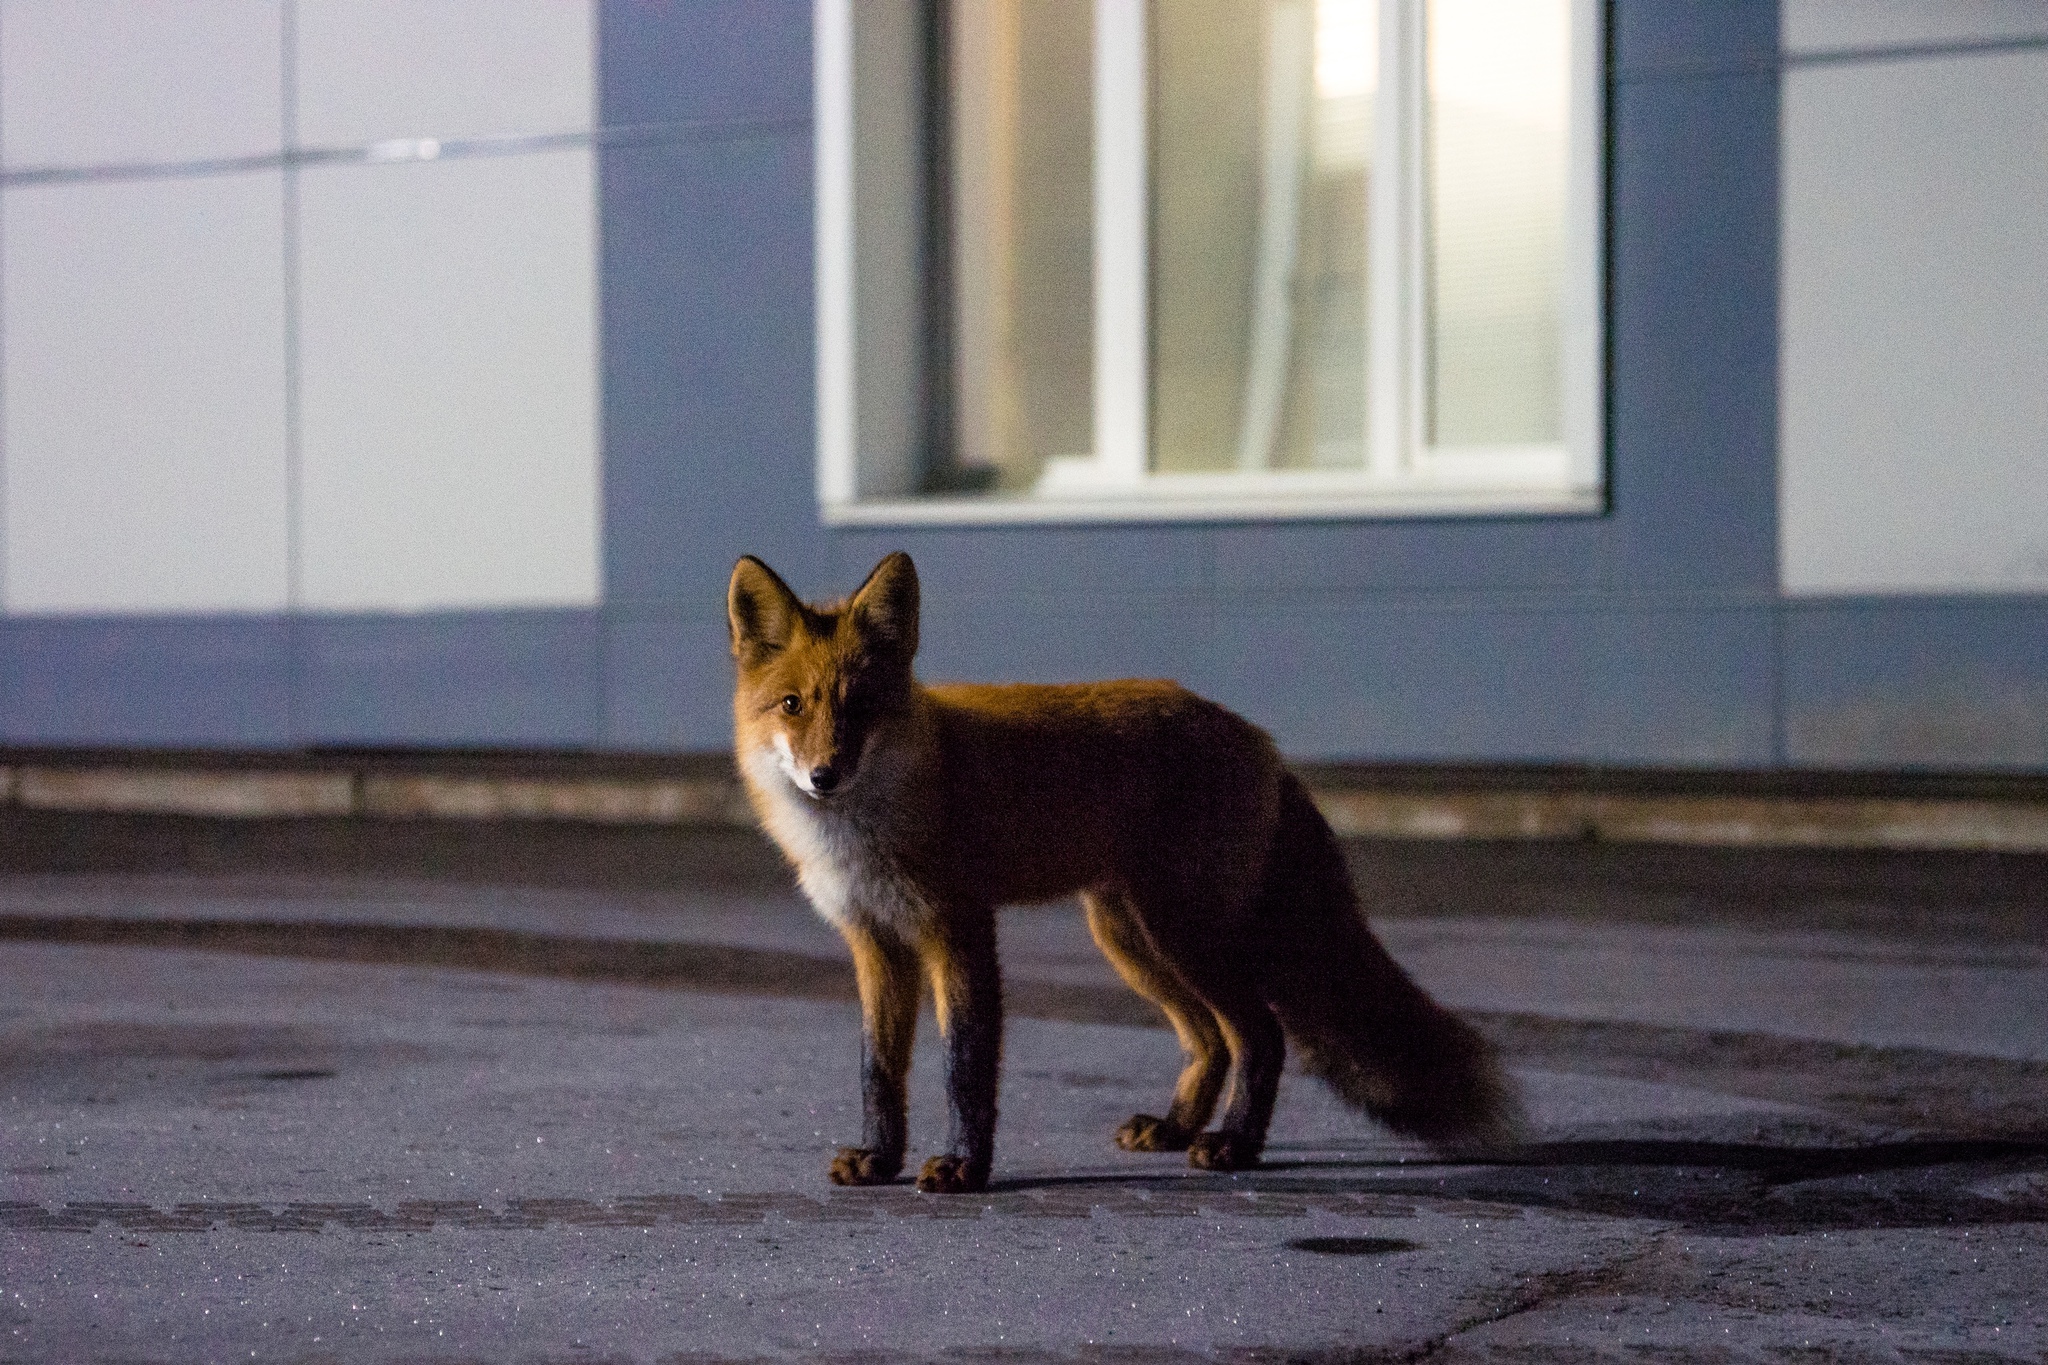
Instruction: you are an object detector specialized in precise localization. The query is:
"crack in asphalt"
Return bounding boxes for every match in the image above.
[1412,1241,1664,1363]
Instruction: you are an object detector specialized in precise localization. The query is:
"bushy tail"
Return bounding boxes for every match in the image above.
[1255,772,1523,1150]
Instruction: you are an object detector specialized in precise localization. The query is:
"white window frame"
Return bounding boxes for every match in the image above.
[815,0,1605,525]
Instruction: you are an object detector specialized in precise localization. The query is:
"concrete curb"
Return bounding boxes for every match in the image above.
[1314,788,2048,853]
[3,760,2046,853]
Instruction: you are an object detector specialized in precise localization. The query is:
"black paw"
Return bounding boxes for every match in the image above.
[1187,1130,1261,1172]
[915,1153,989,1194]
[1115,1113,1194,1152]
[829,1146,903,1186]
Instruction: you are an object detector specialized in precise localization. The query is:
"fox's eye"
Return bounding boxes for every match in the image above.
[780,694,802,716]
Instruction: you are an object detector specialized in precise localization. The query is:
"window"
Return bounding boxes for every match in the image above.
[816,0,1603,523]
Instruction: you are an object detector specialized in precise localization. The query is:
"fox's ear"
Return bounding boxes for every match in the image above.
[728,556,803,662]
[848,552,919,660]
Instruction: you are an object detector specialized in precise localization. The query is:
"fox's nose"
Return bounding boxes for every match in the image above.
[809,764,840,794]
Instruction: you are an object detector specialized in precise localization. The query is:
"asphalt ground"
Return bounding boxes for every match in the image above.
[1,811,2045,1363]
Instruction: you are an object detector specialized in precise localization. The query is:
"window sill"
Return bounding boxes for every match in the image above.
[818,481,1606,527]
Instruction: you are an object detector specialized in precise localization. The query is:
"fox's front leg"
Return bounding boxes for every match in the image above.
[917,907,1002,1194]
[831,923,920,1186]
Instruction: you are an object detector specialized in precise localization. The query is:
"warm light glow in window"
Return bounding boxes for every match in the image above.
[1315,0,1378,100]
[1427,0,1567,130]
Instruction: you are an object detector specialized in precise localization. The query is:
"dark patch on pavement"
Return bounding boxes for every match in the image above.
[0,1019,435,1103]
[1287,1236,1421,1256]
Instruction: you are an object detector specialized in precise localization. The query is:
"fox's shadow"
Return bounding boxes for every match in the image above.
[990,1136,2048,1235]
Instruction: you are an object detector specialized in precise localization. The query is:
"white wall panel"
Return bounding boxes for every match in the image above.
[0,0,282,168]
[1785,0,2048,55]
[1780,50,2048,596]
[2,176,289,614]
[296,0,593,146]
[297,151,598,613]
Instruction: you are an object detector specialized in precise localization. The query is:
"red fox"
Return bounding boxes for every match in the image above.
[729,552,1520,1194]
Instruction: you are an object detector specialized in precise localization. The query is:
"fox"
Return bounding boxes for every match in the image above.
[728,551,1520,1194]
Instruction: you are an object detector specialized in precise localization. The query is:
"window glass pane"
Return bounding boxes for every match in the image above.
[1151,0,1375,475]
[942,0,1093,493]
[1425,0,1567,447]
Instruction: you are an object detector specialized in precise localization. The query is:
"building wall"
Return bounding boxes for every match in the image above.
[610,0,1792,766]
[0,0,2042,770]
[1775,0,2048,768]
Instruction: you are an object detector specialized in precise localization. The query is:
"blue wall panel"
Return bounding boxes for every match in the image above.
[298,610,601,748]
[601,603,736,753]
[599,0,810,126]
[1608,68,1781,595]
[828,526,1212,603]
[600,130,821,608]
[1584,605,1778,765]
[1615,0,1778,75]
[1203,600,1776,767]
[1212,603,1602,762]
[917,591,1217,695]
[1785,599,2048,769]
[1210,517,1606,596]
[0,617,295,747]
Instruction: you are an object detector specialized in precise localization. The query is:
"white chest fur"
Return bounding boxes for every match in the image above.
[741,746,922,933]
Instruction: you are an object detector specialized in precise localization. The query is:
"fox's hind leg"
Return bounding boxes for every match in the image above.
[1117,884,1286,1173]
[1083,889,1227,1152]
